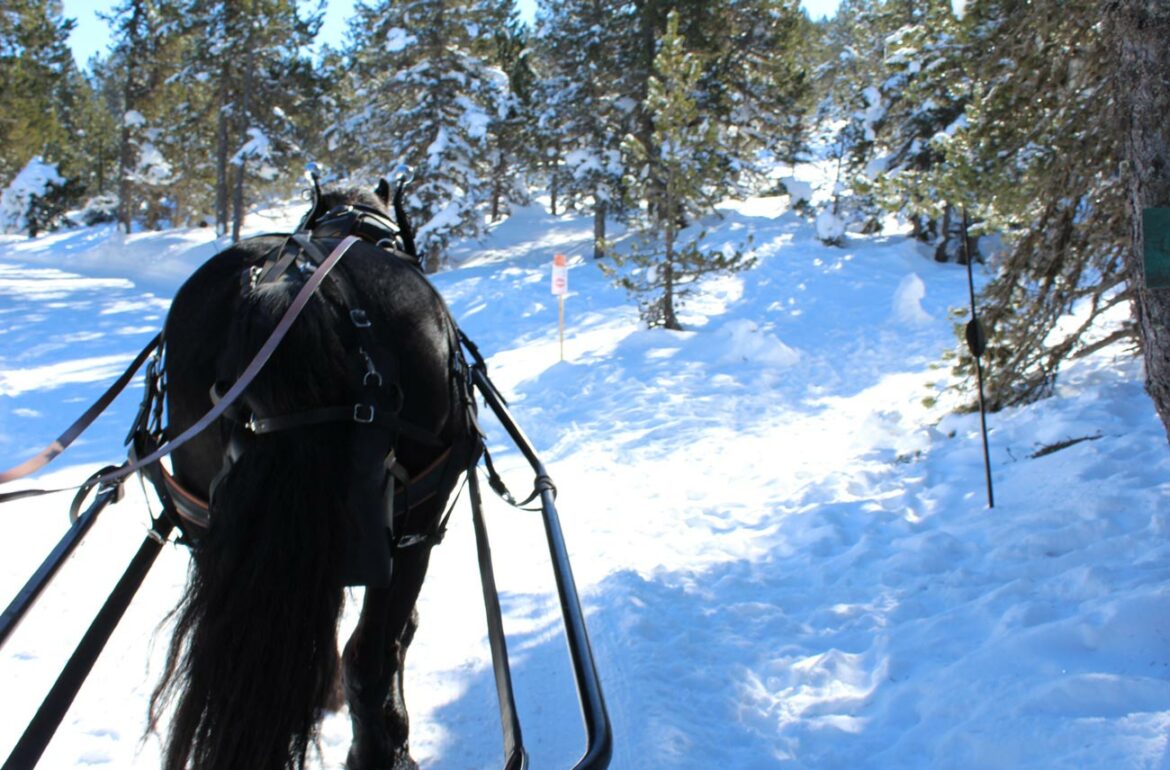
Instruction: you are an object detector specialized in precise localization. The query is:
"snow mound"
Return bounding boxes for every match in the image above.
[815,206,846,245]
[778,176,813,204]
[715,319,801,366]
[892,272,932,325]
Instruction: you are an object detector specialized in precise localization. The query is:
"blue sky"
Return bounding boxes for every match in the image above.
[62,0,841,68]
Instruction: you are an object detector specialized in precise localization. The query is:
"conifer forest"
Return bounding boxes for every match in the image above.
[3,0,1170,436]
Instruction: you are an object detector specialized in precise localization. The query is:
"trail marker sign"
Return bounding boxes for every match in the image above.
[551,253,569,296]
[552,254,568,361]
[1144,208,1170,289]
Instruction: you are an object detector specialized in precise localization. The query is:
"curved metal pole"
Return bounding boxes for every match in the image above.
[470,366,613,770]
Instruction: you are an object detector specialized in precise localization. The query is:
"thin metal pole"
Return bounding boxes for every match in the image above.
[2,517,174,770]
[962,207,995,509]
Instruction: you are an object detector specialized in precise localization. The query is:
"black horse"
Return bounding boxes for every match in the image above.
[147,182,479,770]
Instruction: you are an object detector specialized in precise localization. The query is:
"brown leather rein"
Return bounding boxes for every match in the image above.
[0,235,363,503]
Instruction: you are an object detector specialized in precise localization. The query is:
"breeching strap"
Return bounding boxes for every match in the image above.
[0,235,363,498]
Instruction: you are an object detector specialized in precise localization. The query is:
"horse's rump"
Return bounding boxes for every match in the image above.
[152,191,475,770]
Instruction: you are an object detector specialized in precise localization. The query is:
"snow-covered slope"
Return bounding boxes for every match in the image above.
[2,185,1169,769]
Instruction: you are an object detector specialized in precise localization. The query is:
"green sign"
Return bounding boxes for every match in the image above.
[1145,208,1170,289]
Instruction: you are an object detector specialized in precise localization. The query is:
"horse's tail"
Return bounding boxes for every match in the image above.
[150,433,348,770]
[151,288,354,770]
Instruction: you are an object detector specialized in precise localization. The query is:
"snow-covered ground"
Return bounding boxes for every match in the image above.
[2,176,1169,769]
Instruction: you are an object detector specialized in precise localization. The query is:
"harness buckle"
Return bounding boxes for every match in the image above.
[353,403,376,424]
[350,308,372,328]
[359,348,383,387]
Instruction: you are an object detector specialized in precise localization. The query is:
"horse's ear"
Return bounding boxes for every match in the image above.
[375,178,392,206]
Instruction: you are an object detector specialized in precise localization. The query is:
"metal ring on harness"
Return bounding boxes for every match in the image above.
[354,404,375,424]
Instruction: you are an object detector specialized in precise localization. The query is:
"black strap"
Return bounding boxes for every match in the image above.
[253,237,300,286]
[480,444,555,511]
[247,404,444,447]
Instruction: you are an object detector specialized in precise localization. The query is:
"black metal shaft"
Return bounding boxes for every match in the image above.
[2,517,174,770]
[0,487,117,651]
[972,354,996,509]
[471,367,613,770]
[962,207,995,509]
[468,468,528,770]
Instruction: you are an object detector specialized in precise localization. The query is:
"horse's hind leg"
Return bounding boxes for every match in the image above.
[344,548,432,770]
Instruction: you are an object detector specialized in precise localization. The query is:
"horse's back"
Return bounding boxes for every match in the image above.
[163,235,460,505]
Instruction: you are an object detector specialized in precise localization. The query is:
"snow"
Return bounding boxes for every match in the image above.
[816,206,846,244]
[386,27,417,53]
[3,162,1170,770]
[426,126,451,167]
[457,96,490,141]
[891,273,932,326]
[132,143,172,186]
[859,86,885,142]
[777,176,813,206]
[1,158,64,235]
[231,127,272,166]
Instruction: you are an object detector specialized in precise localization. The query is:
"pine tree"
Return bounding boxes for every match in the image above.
[606,10,754,330]
[106,0,184,231]
[484,12,538,222]
[60,67,120,205]
[529,69,574,215]
[534,0,632,257]
[813,0,915,234]
[341,0,510,271]
[167,0,321,238]
[535,0,808,257]
[704,0,812,171]
[944,0,1128,409]
[868,0,971,257]
[0,0,76,185]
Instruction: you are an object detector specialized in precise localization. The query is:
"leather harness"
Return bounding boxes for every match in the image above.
[134,202,482,557]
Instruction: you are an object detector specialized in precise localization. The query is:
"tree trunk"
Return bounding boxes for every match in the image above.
[425,241,442,274]
[662,210,680,331]
[548,146,559,216]
[593,200,606,259]
[1113,0,1170,442]
[117,0,143,234]
[490,147,505,222]
[662,261,680,330]
[118,116,134,234]
[230,1,259,244]
[216,83,230,237]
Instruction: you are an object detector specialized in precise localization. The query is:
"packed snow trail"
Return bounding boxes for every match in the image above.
[2,192,1170,769]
